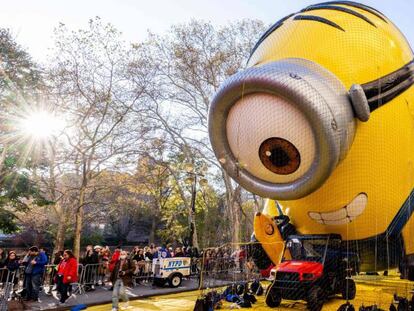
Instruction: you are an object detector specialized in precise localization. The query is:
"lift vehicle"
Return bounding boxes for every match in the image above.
[266,234,357,311]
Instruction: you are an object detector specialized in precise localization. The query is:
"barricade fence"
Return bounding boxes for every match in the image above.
[0,257,202,309]
[199,242,265,289]
[132,260,153,285]
[0,269,17,311]
[0,258,199,296]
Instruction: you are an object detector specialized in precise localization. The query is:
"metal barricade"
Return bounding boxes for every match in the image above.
[14,264,57,295]
[0,269,18,311]
[77,263,112,294]
[78,263,102,291]
[0,268,10,290]
[132,260,153,286]
[69,264,84,295]
[16,266,25,293]
[41,264,58,294]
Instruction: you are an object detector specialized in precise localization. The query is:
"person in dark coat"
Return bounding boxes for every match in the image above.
[46,251,64,295]
[82,245,99,291]
[82,245,99,265]
[4,251,19,281]
[110,251,135,311]
[4,251,20,298]
[144,246,153,261]
[21,246,48,302]
[0,248,7,268]
[174,247,185,257]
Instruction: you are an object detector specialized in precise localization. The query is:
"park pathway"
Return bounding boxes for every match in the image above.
[28,279,200,311]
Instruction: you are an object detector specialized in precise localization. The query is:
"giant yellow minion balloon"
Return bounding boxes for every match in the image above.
[209,1,414,279]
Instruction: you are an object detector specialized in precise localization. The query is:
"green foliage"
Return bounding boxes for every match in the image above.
[0,28,42,102]
[81,231,104,246]
[0,155,50,233]
[0,209,18,233]
[0,28,48,234]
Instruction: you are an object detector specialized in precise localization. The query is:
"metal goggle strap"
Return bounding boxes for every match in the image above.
[208,58,414,200]
[357,59,414,114]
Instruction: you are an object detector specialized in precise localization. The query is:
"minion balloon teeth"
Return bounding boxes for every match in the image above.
[209,1,414,278]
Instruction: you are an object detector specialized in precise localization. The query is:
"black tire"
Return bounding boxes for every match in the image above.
[251,234,273,270]
[265,284,282,308]
[338,302,355,311]
[307,286,324,311]
[408,266,414,281]
[168,273,182,288]
[341,278,356,300]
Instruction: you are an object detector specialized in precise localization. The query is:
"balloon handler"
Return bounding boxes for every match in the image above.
[208,1,414,309]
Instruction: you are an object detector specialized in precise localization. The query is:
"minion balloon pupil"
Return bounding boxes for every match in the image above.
[259,137,301,175]
[209,0,414,280]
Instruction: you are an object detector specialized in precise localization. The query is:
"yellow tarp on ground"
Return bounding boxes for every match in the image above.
[89,275,414,311]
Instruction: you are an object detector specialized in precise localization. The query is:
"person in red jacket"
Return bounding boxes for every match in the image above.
[56,250,78,304]
[108,246,121,290]
[109,246,121,272]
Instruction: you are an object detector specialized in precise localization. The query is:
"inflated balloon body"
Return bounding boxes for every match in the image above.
[209,1,414,277]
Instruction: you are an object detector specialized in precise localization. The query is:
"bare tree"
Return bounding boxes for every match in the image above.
[137,20,266,244]
[47,18,149,257]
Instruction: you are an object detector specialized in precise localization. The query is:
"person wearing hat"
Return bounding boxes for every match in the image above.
[21,246,48,302]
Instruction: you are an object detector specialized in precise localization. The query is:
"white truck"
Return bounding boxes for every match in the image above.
[152,257,191,288]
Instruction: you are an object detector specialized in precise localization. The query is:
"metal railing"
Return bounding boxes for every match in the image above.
[77,263,105,294]
[0,258,200,309]
[0,269,18,311]
[132,260,153,285]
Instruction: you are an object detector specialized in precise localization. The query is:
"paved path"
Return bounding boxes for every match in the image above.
[25,274,414,311]
[79,278,414,311]
[26,279,201,310]
[27,277,234,310]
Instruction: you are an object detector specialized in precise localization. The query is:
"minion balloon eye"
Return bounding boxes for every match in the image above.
[209,57,414,200]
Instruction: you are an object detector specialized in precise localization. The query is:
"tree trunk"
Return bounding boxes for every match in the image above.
[222,171,240,245]
[73,187,86,259]
[233,199,241,245]
[191,211,199,249]
[170,171,199,249]
[73,206,83,259]
[149,216,157,244]
[189,178,199,250]
[54,218,66,254]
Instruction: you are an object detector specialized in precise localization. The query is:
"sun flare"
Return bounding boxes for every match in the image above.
[19,111,64,139]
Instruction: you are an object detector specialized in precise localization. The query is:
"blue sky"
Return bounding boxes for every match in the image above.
[1,0,413,62]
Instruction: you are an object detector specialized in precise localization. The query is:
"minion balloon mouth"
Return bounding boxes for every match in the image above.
[308,193,367,225]
[209,56,414,200]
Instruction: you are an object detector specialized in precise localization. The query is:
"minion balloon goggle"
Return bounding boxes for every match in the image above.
[209,58,414,200]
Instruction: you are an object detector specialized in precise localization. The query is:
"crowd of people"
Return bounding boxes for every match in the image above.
[0,244,256,310]
[203,246,255,275]
[0,246,78,306]
[0,244,197,310]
